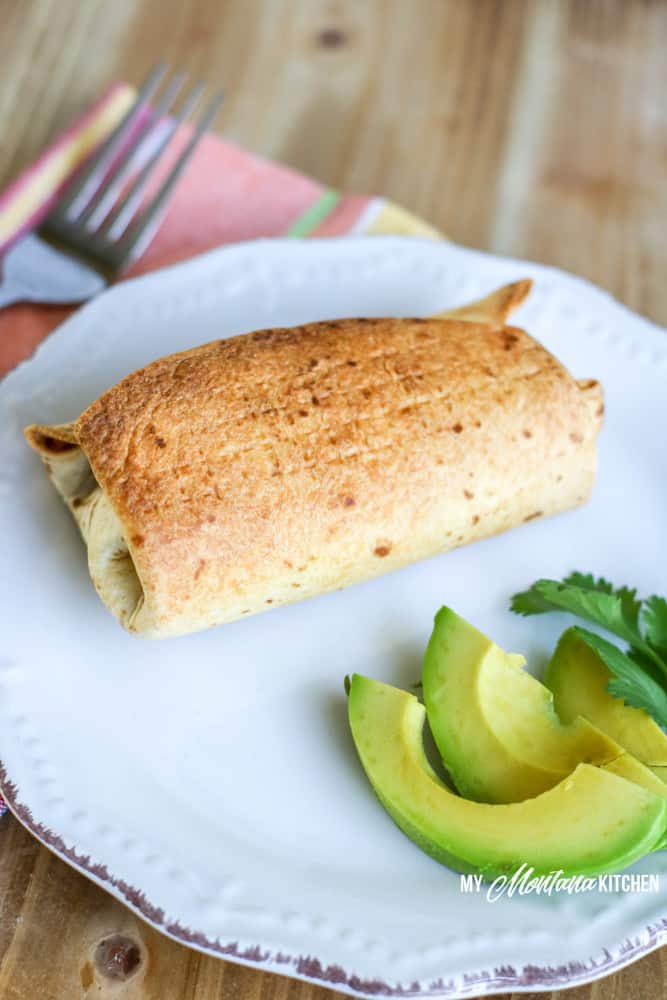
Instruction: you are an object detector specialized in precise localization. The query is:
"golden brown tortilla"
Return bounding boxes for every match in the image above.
[25,280,603,638]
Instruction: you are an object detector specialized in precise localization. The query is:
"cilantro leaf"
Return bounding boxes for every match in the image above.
[511,578,666,676]
[511,578,634,640]
[563,572,614,594]
[509,585,557,615]
[511,573,667,728]
[560,572,641,624]
[626,646,667,688]
[572,627,667,729]
[615,586,642,627]
[642,596,667,658]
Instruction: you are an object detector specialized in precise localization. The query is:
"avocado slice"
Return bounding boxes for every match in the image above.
[603,754,667,798]
[545,628,667,778]
[348,674,667,878]
[422,607,649,803]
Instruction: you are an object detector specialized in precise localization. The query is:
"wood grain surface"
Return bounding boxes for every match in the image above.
[1,1,666,998]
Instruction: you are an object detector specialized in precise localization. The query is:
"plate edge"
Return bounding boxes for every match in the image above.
[1,761,665,999]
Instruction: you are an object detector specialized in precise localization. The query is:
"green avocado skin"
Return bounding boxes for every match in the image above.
[369,784,481,877]
[348,673,667,880]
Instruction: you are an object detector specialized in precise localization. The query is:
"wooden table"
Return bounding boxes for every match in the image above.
[0,1,665,997]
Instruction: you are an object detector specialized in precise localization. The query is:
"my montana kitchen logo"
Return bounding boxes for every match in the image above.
[461,864,661,901]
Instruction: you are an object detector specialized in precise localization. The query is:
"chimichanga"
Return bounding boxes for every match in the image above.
[25,280,604,638]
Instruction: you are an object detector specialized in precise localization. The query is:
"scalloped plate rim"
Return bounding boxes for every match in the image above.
[1,235,666,998]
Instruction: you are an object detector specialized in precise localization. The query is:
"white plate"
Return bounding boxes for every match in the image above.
[1,237,666,998]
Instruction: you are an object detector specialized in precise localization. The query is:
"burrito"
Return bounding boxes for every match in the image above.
[25,280,604,638]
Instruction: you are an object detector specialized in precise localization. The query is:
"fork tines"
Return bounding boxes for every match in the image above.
[41,64,224,277]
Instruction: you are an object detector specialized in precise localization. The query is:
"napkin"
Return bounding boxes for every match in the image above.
[0,83,441,817]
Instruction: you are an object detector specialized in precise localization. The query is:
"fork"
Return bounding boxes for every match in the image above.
[0,64,225,309]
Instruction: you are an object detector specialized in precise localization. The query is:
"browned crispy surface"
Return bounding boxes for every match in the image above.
[62,311,602,635]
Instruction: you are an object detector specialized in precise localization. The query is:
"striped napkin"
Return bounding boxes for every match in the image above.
[0,83,441,818]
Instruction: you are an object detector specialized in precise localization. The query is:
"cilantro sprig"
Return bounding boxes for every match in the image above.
[511,573,667,729]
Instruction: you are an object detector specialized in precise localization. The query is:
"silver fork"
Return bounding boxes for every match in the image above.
[0,64,224,309]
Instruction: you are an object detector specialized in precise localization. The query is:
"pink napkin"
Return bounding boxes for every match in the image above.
[0,83,440,818]
[0,83,438,378]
